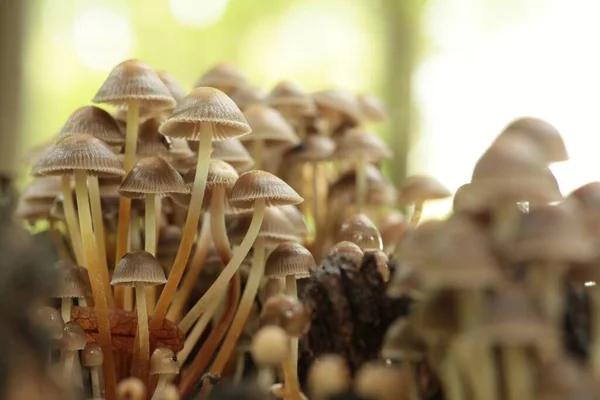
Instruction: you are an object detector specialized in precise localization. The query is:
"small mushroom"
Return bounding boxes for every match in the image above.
[307,355,350,400]
[116,377,146,400]
[251,326,289,390]
[357,93,389,124]
[355,362,411,400]
[150,348,180,400]
[82,343,104,400]
[53,260,85,322]
[60,322,87,387]
[337,213,382,251]
[193,62,248,94]
[328,241,364,267]
[498,117,568,163]
[398,175,451,226]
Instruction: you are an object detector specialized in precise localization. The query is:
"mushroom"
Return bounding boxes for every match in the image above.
[386,264,424,300]
[116,377,146,400]
[307,355,350,400]
[153,384,180,400]
[328,241,364,267]
[398,175,452,226]
[267,80,315,138]
[53,260,85,322]
[193,62,248,94]
[229,85,267,111]
[33,306,64,361]
[378,210,408,253]
[211,138,255,173]
[152,87,251,331]
[60,321,86,386]
[279,204,311,240]
[157,70,186,104]
[111,251,167,379]
[334,129,391,212]
[312,89,363,136]
[357,93,389,124]
[498,117,568,163]
[251,325,289,390]
[169,139,195,173]
[178,170,302,333]
[82,343,104,400]
[337,213,383,251]
[149,348,179,399]
[355,362,411,400]
[136,118,172,160]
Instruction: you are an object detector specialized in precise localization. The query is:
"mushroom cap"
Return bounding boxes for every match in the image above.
[227,208,299,247]
[159,87,251,141]
[137,118,172,159]
[267,80,315,117]
[157,70,187,103]
[398,175,451,204]
[206,159,239,192]
[21,176,62,202]
[381,318,426,361]
[291,134,336,163]
[193,63,248,92]
[357,93,388,123]
[229,85,266,110]
[119,156,188,198]
[15,198,53,221]
[93,59,175,109]
[32,134,125,177]
[387,265,424,299]
[82,343,104,367]
[379,210,409,249]
[150,347,180,375]
[264,242,315,278]
[370,250,390,282]
[514,204,595,263]
[251,325,289,367]
[211,138,254,172]
[111,250,167,286]
[334,129,392,163]
[279,205,310,237]
[117,377,146,400]
[308,355,350,400]
[53,260,86,299]
[313,89,363,124]
[355,363,411,400]
[260,293,311,337]
[337,213,382,251]
[328,241,364,267]
[58,106,125,146]
[62,321,87,351]
[500,117,568,163]
[34,306,64,341]
[241,105,299,145]
[566,182,600,240]
[229,170,303,209]
[394,220,443,268]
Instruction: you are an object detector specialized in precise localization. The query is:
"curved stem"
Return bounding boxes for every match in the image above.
[134,283,150,381]
[281,342,301,400]
[285,275,299,380]
[89,175,113,307]
[151,125,213,331]
[166,214,211,323]
[178,200,266,334]
[151,375,168,400]
[61,298,72,323]
[61,176,85,266]
[74,170,117,400]
[410,201,423,227]
[114,99,140,309]
[355,158,367,213]
[145,193,157,313]
[177,294,222,365]
[252,140,264,170]
[210,186,232,264]
[179,273,241,396]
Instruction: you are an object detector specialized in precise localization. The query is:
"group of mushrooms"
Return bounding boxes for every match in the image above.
[15,59,595,400]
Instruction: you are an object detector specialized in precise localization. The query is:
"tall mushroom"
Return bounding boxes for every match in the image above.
[152,87,251,331]
[60,321,87,387]
[211,138,254,173]
[398,175,451,226]
[111,251,167,380]
[267,80,315,138]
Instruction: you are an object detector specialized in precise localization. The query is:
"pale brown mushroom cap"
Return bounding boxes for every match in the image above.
[337,213,382,251]
[357,93,389,123]
[292,134,335,163]
[241,104,299,146]
[157,71,187,103]
[355,363,410,400]
[382,318,426,361]
[514,204,595,263]
[34,306,64,341]
[58,106,125,146]
[93,59,175,109]
[21,176,62,203]
[566,182,600,240]
[228,208,299,247]
[15,198,53,222]
[379,210,409,248]
[193,63,248,93]
[53,260,86,299]
[62,321,87,351]
[251,325,289,367]
[159,87,251,141]
[117,377,146,400]
[32,134,125,177]
[387,265,424,299]
[329,241,364,266]
[229,85,266,110]
[308,355,350,400]
[334,129,392,163]
[211,138,254,172]
[119,156,188,198]
[398,175,451,205]
[229,170,303,209]
[136,118,172,159]
[267,80,315,116]
[264,242,316,279]
[82,343,104,367]
[150,347,180,375]
[260,293,311,337]
[500,116,568,163]
[206,159,239,193]
[279,205,310,237]
[111,250,167,286]
[313,89,363,124]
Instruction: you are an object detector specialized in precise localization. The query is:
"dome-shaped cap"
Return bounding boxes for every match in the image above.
[334,129,392,163]
[193,63,248,92]
[307,355,350,400]
[279,205,310,237]
[313,89,363,124]
[53,259,86,298]
[355,363,410,400]
[15,198,52,222]
[211,138,254,172]
[292,134,335,163]
[116,378,146,400]
[229,170,303,209]
[229,208,298,246]
[136,119,172,158]
[357,93,388,123]
[398,175,451,204]
[21,176,62,202]
[111,250,167,286]
[119,156,188,199]
[260,294,311,337]
[382,318,426,361]
[58,106,125,146]
[206,159,239,192]
[93,59,175,109]
[62,321,87,351]
[337,214,382,251]
[159,87,251,141]
[251,325,289,367]
[265,242,315,278]
[157,71,186,103]
[150,347,180,375]
[229,85,266,110]
[34,306,64,341]
[267,80,315,116]
[241,105,299,145]
[329,241,364,267]
[32,134,125,177]
[82,343,103,367]
[500,117,567,163]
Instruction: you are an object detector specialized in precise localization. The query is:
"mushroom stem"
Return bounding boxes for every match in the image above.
[145,193,157,312]
[166,215,212,323]
[355,156,367,213]
[410,201,424,227]
[62,350,76,386]
[91,366,103,400]
[151,125,213,331]
[177,295,222,365]
[61,298,72,323]
[74,169,117,399]
[252,139,264,170]
[48,219,71,261]
[281,340,302,400]
[210,186,232,264]
[134,282,150,381]
[591,289,600,379]
[89,175,111,305]
[492,201,520,254]
[312,163,320,235]
[233,352,245,384]
[178,199,267,334]
[152,375,169,400]
[285,274,299,379]
[114,99,140,309]
[61,175,85,265]
[529,263,565,329]
[442,355,466,400]
[502,347,534,400]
